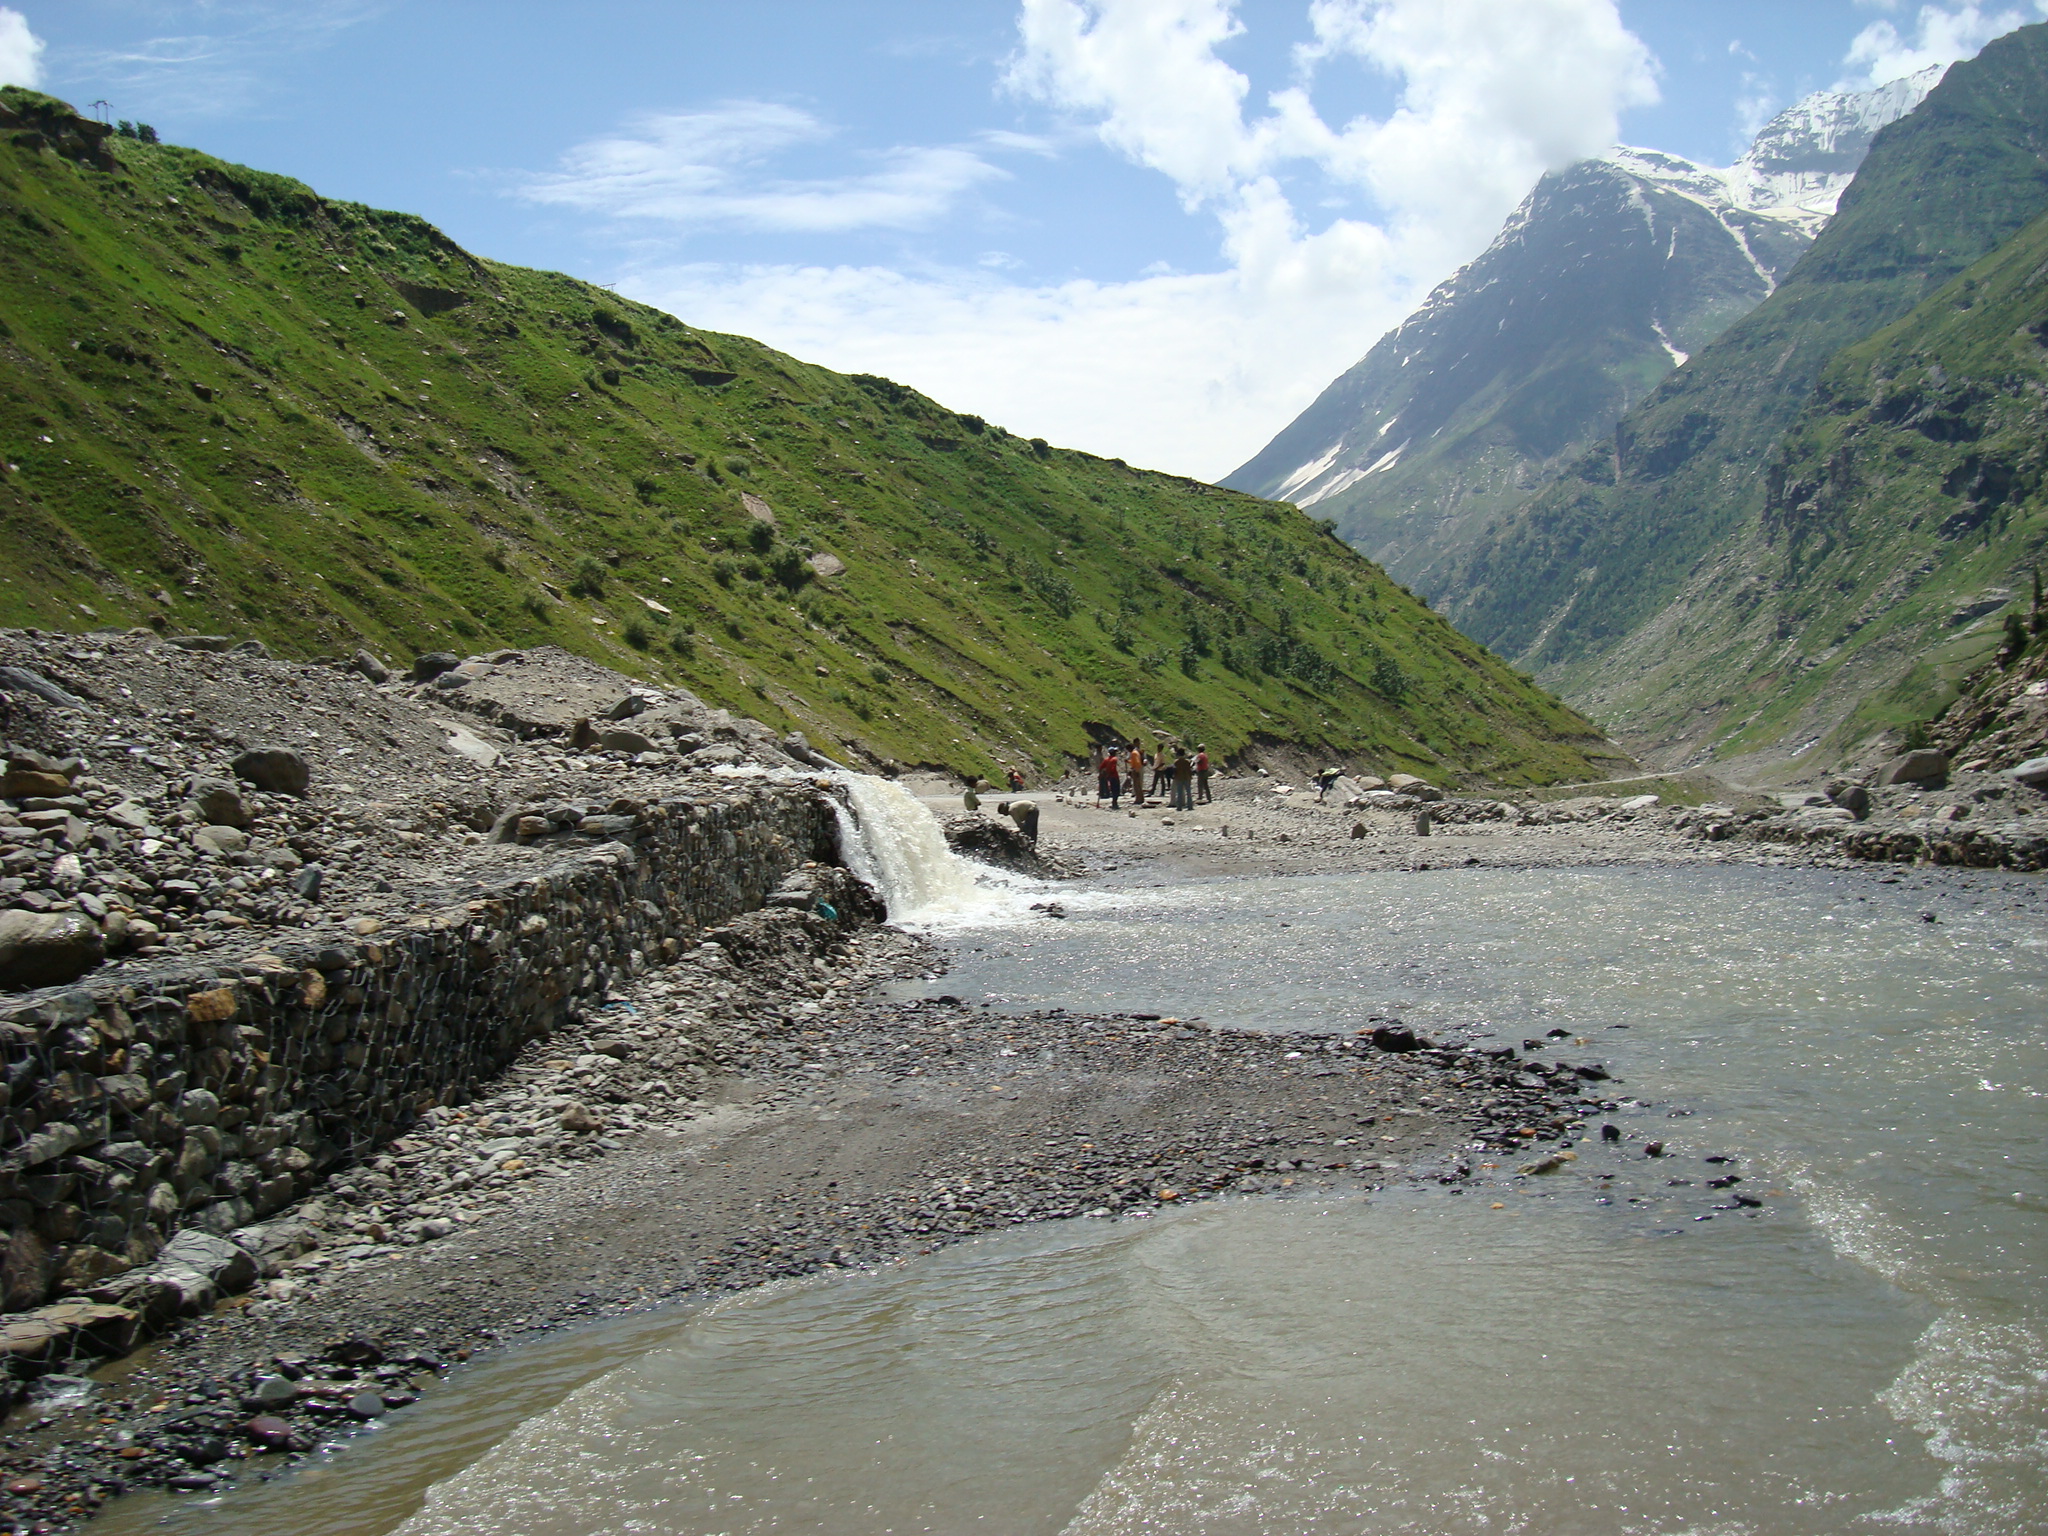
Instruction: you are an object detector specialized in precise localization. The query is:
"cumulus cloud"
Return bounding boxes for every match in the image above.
[0,6,44,88]
[614,1,1662,478]
[1840,1,2047,88]
[519,102,1009,234]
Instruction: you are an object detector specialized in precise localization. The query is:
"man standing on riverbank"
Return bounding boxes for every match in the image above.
[1126,741,1146,806]
[1171,749,1194,810]
[1195,745,1211,804]
[1098,746,1121,809]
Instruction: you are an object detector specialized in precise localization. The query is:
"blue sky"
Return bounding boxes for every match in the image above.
[4,2,2040,477]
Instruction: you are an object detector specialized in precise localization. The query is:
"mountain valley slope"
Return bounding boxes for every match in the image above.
[1222,72,1935,595]
[0,90,1620,788]
[1437,23,2048,772]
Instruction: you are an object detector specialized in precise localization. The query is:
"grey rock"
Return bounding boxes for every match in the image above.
[349,649,392,685]
[157,1229,258,1293]
[163,635,235,653]
[442,725,502,769]
[0,910,105,988]
[289,865,324,901]
[605,693,655,720]
[232,747,311,796]
[190,778,251,828]
[1828,783,1872,819]
[248,1374,298,1407]
[191,824,249,855]
[597,728,657,756]
[410,651,461,682]
[2006,755,2048,788]
[229,638,268,657]
[1881,749,1949,786]
[0,667,87,709]
[179,1089,221,1127]
[685,744,744,768]
[100,799,153,833]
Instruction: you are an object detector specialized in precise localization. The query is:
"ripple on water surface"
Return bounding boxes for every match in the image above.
[93,866,2045,1535]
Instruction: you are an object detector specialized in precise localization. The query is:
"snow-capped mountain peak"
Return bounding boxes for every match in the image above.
[1609,65,1945,240]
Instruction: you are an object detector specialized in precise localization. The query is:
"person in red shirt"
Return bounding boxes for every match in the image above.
[1195,746,1212,803]
[1098,746,1121,808]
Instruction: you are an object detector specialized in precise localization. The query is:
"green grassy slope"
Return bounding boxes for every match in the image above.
[1689,208,2048,756]
[1439,21,2048,729]
[0,90,1618,786]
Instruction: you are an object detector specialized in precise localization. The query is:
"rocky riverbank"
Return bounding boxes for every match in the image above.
[4,631,2042,1535]
[3,902,1613,1531]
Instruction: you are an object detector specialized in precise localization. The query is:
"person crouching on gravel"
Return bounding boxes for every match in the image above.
[1098,746,1122,809]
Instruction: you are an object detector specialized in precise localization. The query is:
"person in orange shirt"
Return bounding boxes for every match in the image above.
[1125,741,1145,805]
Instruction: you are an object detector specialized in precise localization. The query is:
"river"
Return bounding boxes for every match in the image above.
[95,862,2046,1535]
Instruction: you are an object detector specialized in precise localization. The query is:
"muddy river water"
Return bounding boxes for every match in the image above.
[96,864,2046,1535]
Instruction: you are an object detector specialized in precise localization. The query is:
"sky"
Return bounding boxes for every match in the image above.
[3,1,2042,480]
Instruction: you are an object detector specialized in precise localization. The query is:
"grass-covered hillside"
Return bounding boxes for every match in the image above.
[1438,23,2048,768]
[0,90,1618,786]
[1709,207,2048,756]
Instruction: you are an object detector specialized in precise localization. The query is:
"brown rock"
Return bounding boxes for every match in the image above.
[1,769,71,800]
[185,986,239,1024]
[1,1229,54,1311]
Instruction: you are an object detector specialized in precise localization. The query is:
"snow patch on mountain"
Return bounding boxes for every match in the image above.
[1608,64,1944,242]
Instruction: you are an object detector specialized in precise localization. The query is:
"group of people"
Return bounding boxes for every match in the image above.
[1097,739,1210,811]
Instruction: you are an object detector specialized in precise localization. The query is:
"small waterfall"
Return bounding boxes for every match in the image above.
[830,774,990,924]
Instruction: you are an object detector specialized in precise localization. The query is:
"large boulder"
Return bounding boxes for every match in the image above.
[232,747,311,796]
[348,649,392,684]
[942,814,1052,875]
[0,910,105,989]
[410,651,461,683]
[596,728,658,756]
[1880,749,1949,786]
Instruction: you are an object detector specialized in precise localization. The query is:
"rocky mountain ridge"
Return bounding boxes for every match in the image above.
[1440,23,2048,775]
[1221,71,1938,595]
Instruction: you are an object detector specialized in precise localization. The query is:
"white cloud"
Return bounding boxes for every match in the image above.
[1840,1,2047,88]
[608,1,1662,479]
[519,102,1008,234]
[63,2,383,118]
[0,6,44,88]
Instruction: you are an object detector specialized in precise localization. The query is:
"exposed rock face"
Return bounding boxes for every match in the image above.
[1223,74,1936,592]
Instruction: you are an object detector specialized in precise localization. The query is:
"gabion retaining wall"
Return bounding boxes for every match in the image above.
[0,784,841,1315]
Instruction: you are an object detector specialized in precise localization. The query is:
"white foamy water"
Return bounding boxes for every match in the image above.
[829,773,1039,928]
[94,865,2046,1536]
